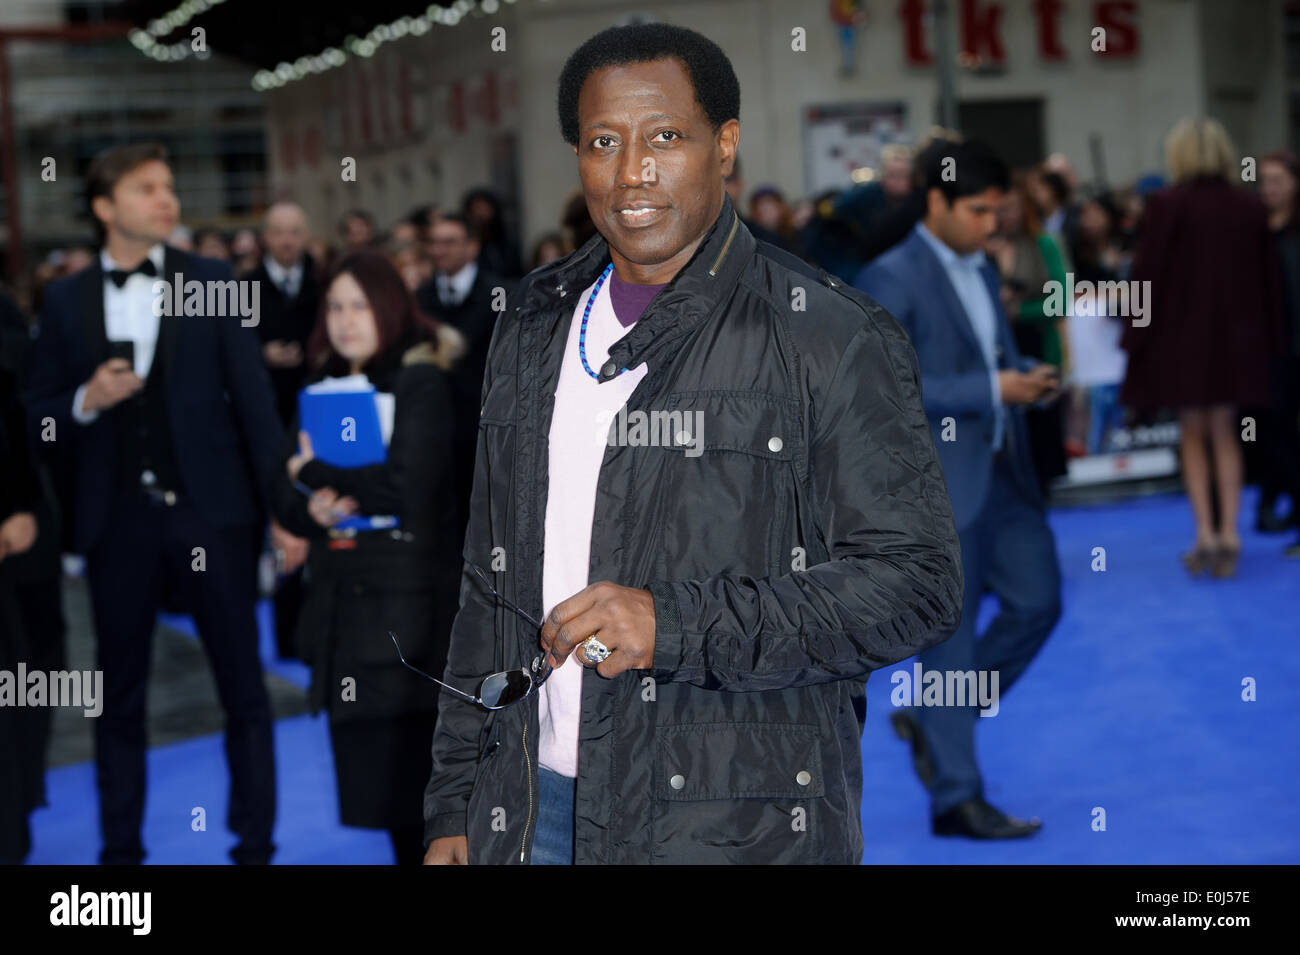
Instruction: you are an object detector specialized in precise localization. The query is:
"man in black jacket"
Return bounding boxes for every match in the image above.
[421,24,962,866]
[243,201,320,428]
[26,143,281,865]
[415,214,513,554]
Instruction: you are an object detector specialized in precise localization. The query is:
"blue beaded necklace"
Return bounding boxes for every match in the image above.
[578,263,629,381]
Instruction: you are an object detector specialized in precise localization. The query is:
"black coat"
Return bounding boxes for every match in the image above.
[274,334,462,724]
[242,256,321,428]
[421,192,963,864]
[415,268,515,549]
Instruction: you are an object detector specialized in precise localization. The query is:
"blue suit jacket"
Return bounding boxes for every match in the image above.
[855,229,1040,529]
[25,247,282,554]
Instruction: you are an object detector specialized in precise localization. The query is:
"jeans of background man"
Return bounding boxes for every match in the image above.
[910,453,1062,816]
[529,767,575,865]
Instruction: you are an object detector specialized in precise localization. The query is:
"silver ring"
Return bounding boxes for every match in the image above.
[581,636,610,664]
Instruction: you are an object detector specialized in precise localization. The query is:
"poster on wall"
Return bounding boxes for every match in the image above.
[802,101,907,196]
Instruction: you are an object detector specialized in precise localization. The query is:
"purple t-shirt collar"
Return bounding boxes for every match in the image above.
[608,268,667,328]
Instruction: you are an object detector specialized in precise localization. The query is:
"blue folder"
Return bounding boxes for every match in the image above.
[297,387,398,532]
[297,389,386,467]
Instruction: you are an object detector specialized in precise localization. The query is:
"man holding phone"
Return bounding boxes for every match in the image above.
[856,139,1063,840]
[26,142,281,865]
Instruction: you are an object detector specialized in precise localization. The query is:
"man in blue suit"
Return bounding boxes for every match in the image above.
[856,140,1061,839]
[26,143,281,864]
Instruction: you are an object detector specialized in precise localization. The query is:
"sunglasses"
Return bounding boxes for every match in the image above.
[389,561,557,710]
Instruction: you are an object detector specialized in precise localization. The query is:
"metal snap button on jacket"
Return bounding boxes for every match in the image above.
[768,436,783,453]
[796,770,811,786]
[669,774,685,790]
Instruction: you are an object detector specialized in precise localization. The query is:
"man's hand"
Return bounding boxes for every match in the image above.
[287,430,315,482]
[306,487,357,528]
[424,835,468,865]
[0,512,37,561]
[270,520,308,574]
[262,340,304,368]
[998,364,1059,405]
[538,582,656,678]
[82,358,143,413]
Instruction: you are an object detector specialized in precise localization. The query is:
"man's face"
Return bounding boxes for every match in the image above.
[573,58,739,283]
[343,215,373,249]
[264,205,308,267]
[429,220,477,275]
[95,160,179,246]
[927,186,1004,255]
[1260,160,1295,215]
[881,155,913,200]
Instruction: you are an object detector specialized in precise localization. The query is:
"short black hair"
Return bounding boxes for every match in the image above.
[557,23,740,148]
[922,139,1010,204]
[434,212,477,242]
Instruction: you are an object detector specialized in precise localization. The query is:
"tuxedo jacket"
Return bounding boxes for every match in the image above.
[25,247,280,554]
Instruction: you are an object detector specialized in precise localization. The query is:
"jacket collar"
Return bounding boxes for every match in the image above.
[524,190,753,381]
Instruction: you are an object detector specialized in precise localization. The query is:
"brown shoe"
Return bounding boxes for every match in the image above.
[1181,546,1214,576]
[1210,544,1241,579]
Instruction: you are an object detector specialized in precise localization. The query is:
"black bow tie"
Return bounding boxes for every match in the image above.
[107,258,157,289]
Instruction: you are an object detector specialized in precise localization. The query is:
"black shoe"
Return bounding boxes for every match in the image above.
[1257,496,1296,533]
[932,797,1042,839]
[890,709,935,786]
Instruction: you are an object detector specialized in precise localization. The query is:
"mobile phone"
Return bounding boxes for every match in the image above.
[107,340,135,369]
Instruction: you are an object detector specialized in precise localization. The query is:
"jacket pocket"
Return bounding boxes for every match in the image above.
[648,391,799,581]
[650,721,824,864]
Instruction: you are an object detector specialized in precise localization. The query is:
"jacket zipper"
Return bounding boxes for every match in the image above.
[519,717,533,862]
[707,211,740,276]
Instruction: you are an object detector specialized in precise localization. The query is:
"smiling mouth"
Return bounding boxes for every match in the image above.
[616,206,668,227]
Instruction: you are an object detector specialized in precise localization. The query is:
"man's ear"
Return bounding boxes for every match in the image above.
[91,195,114,233]
[718,119,741,176]
[572,144,579,156]
[925,187,948,221]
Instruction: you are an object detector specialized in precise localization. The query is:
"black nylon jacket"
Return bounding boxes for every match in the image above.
[422,192,963,864]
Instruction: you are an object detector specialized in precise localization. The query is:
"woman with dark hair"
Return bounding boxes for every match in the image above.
[986,173,1070,488]
[273,251,466,862]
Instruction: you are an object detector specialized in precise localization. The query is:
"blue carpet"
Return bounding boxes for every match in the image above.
[860,488,1300,864]
[26,489,1300,864]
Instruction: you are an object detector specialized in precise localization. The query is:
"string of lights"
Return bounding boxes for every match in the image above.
[125,0,517,86]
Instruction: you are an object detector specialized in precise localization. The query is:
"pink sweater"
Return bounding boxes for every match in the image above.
[537,269,663,778]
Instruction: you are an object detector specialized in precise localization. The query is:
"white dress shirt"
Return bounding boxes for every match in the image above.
[72,244,167,425]
[914,222,1005,450]
[437,260,478,307]
[264,254,303,299]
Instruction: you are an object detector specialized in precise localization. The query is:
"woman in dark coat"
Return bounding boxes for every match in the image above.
[1120,118,1283,578]
[274,251,465,863]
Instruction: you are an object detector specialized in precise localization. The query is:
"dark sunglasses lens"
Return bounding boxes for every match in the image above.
[479,668,534,709]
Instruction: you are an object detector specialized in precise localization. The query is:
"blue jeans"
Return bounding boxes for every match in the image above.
[529,767,575,865]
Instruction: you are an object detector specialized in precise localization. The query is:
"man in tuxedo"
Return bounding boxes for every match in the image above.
[415,213,512,551]
[856,140,1062,839]
[26,142,281,864]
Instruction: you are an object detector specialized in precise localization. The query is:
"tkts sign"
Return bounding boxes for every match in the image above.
[897,0,1140,66]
